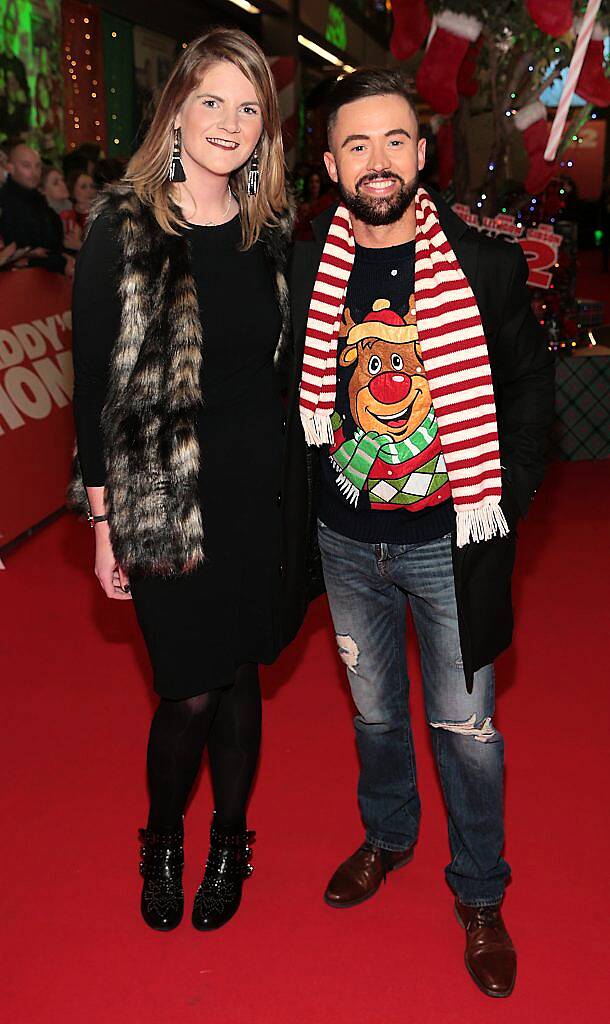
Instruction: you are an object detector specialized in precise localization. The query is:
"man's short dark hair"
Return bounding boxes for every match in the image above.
[326,68,419,144]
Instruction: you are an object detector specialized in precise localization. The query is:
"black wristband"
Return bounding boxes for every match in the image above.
[87,512,108,528]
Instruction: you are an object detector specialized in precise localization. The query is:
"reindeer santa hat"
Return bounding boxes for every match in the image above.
[299,188,509,548]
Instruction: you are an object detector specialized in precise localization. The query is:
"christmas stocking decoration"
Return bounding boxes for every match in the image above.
[391,0,431,61]
[514,101,557,196]
[526,0,573,37]
[416,10,482,116]
[575,22,610,107]
[457,37,483,99]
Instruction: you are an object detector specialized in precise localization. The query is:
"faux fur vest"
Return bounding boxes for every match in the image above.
[69,184,293,576]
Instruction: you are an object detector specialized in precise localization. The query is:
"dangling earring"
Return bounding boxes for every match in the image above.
[169,127,186,183]
[247,149,259,197]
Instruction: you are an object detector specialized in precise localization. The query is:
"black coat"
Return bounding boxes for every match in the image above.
[288,192,555,689]
[0,174,66,274]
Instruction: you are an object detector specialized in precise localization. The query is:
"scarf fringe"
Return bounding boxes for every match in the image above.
[300,409,335,447]
[334,471,360,507]
[455,503,509,548]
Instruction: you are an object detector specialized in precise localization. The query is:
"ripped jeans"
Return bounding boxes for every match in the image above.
[318,522,510,907]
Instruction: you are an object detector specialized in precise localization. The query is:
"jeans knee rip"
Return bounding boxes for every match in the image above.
[336,634,359,673]
[429,712,496,743]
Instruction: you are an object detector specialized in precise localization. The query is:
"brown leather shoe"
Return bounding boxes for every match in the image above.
[324,841,414,908]
[455,900,517,998]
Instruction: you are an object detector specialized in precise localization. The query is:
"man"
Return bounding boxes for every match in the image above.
[290,69,554,998]
[0,143,69,274]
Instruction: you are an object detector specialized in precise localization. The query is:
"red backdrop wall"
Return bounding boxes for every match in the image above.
[0,270,74,547]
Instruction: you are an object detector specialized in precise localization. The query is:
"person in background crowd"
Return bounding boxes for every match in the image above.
[93,157,127,191]
[0,144,9,184]
[40,165,82,252]
[67,168,96,231]
[0,142,72,275]
[294,167,336,240]
[70,27,315,936]
[0,0,30,137]
[291,68,554,999]
[63,142,101,182]
[41,165,71,215]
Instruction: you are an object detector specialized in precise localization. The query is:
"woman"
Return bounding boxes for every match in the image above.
[40,166,81,251]
[294,167,335,241]
[70,28,315,934]
[66,168,96,230]
[40,166,71,215]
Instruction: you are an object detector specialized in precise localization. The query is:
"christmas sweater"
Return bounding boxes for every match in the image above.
[318,239,454,544]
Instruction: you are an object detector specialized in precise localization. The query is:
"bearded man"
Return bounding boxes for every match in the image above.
[289,69,554,998]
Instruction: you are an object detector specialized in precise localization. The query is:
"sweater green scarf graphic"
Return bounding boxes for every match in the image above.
[330,409,448,507]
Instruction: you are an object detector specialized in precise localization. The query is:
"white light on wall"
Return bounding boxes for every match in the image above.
[298,34,354,73]
[226,0,261,13]
[298,34,343,67]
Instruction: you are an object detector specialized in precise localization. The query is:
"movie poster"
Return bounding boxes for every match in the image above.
[0,0,63,159]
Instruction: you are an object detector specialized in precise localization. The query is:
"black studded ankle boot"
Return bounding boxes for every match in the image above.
[139,824,184,931]
[192,816,255,931]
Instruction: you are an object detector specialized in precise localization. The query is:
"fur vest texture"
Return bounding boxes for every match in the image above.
[69,184,293,576]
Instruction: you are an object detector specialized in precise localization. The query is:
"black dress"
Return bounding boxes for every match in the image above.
[72,212,285,699]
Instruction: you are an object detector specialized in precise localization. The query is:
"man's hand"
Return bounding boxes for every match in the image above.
[0,240,17,267]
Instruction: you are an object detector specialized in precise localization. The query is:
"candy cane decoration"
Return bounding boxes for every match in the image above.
[544,0,602,161]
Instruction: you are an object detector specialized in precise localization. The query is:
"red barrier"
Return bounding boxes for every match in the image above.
[0,269,74,548]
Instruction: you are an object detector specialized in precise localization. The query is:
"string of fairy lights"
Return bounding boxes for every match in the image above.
[465,49,604,357]
[62,6,180,155]
[63,8,105,150]
[474,51,595,222]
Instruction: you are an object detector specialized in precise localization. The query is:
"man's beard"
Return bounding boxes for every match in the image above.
[338,170,419,226]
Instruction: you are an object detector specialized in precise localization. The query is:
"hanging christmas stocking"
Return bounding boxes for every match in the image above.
[514,101,557,195]
[416,10,482,116]
[526,0,573,37]
[457,37,483,99]
[575,21,610,107]
[390,0,431,61]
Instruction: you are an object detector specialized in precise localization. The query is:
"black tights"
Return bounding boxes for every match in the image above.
[146,663,262,832]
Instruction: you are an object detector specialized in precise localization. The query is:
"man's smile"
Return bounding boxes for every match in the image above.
[359,178,398,196]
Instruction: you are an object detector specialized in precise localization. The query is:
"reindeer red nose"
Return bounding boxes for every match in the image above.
[368,372,412,405]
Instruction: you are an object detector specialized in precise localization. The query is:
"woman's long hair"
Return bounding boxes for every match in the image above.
[125,27,288,247]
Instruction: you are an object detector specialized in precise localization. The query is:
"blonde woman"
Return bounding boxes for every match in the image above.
[71,28,314,932]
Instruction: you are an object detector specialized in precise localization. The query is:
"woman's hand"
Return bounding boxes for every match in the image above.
[64,223,82,251]
[94,522,132,600]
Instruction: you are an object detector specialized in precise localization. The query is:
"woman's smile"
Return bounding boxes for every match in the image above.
[206,137,240,150]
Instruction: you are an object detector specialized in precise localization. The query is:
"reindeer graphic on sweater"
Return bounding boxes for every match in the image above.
[330,296,451,510]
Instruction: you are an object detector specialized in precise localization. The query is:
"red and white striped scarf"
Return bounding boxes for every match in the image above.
[299,187,508,547]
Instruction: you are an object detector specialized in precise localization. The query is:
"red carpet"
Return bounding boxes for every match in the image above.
[3,461,609,1023]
